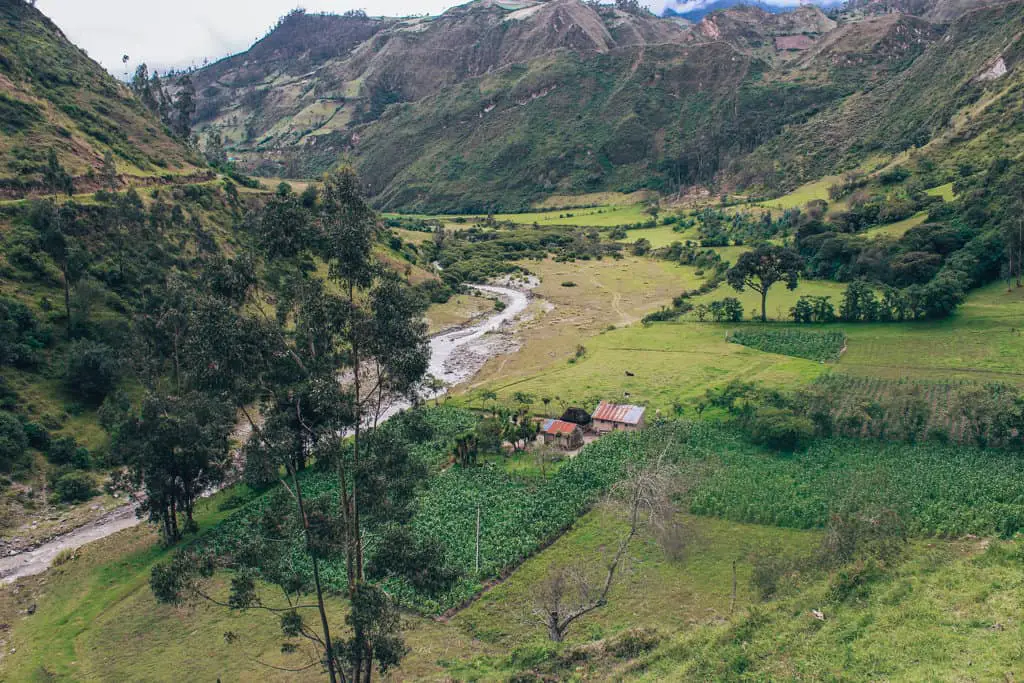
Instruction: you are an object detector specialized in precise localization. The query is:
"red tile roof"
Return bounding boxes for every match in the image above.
[592,401,646,425]
[542,419,580,435]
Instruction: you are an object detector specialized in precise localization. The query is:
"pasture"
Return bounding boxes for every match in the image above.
[862,211,928,239]
[840,281,1024,383]
[687,278,848,321]
[426,292,496,334]
[618,224,699,248]
[467,256,706,393]
[478,320,825,412]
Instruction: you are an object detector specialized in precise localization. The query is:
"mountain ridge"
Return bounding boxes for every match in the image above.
[179,0,1022,210]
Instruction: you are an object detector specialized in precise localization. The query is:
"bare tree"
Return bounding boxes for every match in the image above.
[533,455,682,642]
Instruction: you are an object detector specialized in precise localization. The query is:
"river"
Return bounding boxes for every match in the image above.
[0,284,529,584]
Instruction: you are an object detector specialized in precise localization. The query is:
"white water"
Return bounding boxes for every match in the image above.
[0,285,528,584]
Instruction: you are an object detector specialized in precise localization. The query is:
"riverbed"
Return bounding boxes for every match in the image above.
[0,284,529,584]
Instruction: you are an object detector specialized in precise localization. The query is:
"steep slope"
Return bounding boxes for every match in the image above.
[186,0,1024,209]
[187,0,692,178]
[0,0,205,198]
[736,0,1024,189]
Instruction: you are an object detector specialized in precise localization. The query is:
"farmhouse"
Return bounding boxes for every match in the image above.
[541,419,585,449]
[592,401,646,434]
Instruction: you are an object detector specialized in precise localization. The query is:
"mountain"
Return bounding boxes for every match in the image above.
[663,0,843,22]
[183,0,1024,211]
[0,0,206,198]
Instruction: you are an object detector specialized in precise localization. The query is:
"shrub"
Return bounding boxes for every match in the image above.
[750,549,795,600]
[825,558,884,603]
[46,435,91,469]
[0,411,28,471]
[560,281,577,287]
[606,628,662,659]
[748,407,815,451]
[22,421,50,451]
[53,471,97,503]
[64,340,120,405]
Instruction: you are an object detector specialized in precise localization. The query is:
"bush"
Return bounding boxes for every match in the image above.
[64,340,120,405]
[0,411,28,471]
[22,421,51,451]
[560,281,577,287]
[606,628,661,659]
[46,435,91,469]
[53,471,98,503]
[748,407,815,451]
[750,550,795,600]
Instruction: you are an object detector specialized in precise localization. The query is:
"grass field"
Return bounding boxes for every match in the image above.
[480,320,825,412]
[466,257,706,395]
[385,204,654,230]
[925,182,956,201]
[839,281,1024,383]
[471,275,1024,414]
[531,191,654,209]
[391,227,433,245]
[426,292,496,334]
[688,278,848,322]
[862,211,928,239]
[618,225,698,248]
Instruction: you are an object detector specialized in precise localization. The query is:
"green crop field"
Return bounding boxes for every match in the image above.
[728,328,847,362]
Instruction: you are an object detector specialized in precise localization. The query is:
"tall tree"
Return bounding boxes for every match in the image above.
[113,391,232,541]
[151,168,429,681]
[35,201,87,337]
[173,75,196,140]
[727,245,803,322]
[130,63,158,115]
[43,148,73,198]
[100,150,119,191]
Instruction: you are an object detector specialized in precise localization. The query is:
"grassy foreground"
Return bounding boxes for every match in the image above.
[7,419,1024,680]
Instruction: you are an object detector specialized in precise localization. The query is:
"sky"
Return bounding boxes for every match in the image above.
[36,0,825,76]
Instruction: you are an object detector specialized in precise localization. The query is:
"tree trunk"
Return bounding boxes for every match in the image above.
[760,288,768,323]
[293,466,340,683]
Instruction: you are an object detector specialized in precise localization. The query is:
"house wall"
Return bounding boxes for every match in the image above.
[594,419,642,433]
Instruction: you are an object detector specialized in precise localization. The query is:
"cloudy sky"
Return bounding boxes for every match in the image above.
[36,0,823,76]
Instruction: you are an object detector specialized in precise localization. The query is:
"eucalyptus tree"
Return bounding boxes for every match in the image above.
[150,168,430,682]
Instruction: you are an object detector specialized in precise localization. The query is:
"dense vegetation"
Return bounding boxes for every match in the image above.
[727,328,846,362]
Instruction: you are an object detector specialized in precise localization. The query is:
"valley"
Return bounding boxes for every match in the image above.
[3,0,1024,680]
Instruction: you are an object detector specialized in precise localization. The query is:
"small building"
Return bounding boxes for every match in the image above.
[541,418,585,450]
[592,401,646,434]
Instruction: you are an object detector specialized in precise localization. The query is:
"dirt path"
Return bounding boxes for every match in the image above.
[0,284,530,584]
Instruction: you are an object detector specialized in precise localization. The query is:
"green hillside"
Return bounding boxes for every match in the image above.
[0,0,206,198]
[183,0,1024,211]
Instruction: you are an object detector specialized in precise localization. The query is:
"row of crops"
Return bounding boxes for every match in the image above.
[727,328,847,362]
[198,408,1024,615]
[199,407,662,614]
[812,374,994,443]
[670,421,1024,538]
